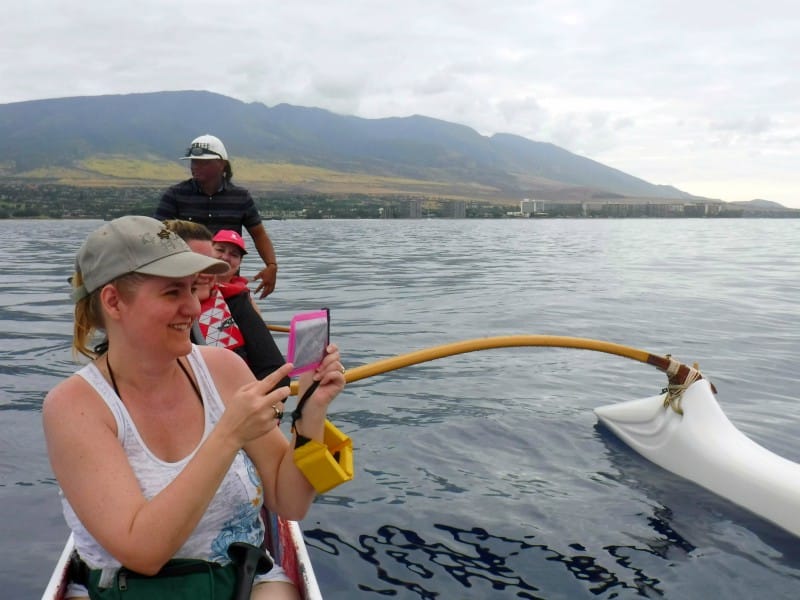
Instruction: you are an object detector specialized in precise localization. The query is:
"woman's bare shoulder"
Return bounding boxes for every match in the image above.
[43,372,91,412]
[195,346,255,406]
[197,345,248,367]
[42,371,115,434]
[196,345,253,380]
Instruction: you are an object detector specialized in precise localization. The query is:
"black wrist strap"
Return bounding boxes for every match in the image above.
[291,379,321,448]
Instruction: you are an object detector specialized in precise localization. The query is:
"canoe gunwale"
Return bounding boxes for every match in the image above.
[41,516,320,599]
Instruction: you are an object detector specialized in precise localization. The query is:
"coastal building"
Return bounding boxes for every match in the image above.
[447,200,467,218]
[520,198,541,216]
[408,198,423,218]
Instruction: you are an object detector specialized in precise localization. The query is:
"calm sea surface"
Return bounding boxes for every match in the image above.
[2,218,799,599]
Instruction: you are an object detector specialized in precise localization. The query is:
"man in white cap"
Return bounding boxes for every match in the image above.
[154,134,279,299]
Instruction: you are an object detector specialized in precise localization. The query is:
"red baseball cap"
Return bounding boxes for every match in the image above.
[212,230,247,255]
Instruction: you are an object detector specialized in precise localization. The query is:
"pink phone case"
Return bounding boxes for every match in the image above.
[286,309,330,377]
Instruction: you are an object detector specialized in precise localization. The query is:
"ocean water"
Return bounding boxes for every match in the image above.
[2,218,799,599]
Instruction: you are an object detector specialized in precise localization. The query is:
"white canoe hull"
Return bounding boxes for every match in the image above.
[41,514,322,599]
[595,379,800,537]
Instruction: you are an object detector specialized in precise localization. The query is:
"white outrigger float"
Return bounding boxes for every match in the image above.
[595,378,800,538]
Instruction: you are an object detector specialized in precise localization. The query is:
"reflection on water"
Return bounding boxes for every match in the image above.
[305,519,702,598]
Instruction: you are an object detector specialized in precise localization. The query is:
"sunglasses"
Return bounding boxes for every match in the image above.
[184,145,222,159]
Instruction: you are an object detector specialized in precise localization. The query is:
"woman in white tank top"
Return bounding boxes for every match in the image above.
[43,216,346,599]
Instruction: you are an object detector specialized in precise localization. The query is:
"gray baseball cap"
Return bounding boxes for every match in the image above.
[72,215,229,302]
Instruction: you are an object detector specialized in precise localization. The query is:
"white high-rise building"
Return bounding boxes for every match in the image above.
[520,198,541,216]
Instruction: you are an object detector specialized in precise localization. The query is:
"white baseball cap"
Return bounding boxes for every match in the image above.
[181,134,228,160]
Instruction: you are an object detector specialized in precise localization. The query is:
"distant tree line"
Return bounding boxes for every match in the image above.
[1,182,797,220]
[0,182,509,220]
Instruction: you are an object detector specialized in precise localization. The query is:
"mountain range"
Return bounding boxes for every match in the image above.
[0,90,748,206]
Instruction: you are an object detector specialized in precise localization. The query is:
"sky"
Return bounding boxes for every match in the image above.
[5,1,799,208]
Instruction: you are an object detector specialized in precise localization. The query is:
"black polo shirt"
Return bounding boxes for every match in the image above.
[154,179,262,235]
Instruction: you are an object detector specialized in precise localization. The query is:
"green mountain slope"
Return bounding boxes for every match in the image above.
[0,90,702,203]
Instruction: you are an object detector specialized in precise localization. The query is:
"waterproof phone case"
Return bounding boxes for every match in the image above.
[286,308,330,377]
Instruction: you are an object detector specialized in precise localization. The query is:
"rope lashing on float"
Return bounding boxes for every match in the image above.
[287,336,708,405]
[662,356,703,415]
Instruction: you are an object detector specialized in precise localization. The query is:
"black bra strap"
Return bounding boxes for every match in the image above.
[177,358,203,406]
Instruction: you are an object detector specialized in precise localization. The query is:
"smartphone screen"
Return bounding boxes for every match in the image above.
[286,308,330,377]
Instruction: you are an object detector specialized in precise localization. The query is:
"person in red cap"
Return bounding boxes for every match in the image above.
[212,229,249,287]
[211,229,263,315]
[154,134,279,299]
[164,220,288,387]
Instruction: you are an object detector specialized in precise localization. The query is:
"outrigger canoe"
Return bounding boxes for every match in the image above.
[41,511,322,600]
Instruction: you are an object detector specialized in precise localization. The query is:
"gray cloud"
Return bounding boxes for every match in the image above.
[4,0,799,206]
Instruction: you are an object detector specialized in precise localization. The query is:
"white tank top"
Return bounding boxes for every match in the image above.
[61,345,265,569]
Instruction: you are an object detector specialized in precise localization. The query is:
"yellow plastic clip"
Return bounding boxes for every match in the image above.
[293,420,354,494]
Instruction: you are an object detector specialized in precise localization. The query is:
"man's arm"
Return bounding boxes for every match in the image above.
[247,223,278,299]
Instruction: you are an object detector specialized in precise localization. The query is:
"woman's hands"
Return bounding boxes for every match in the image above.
[216,344,345,448]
